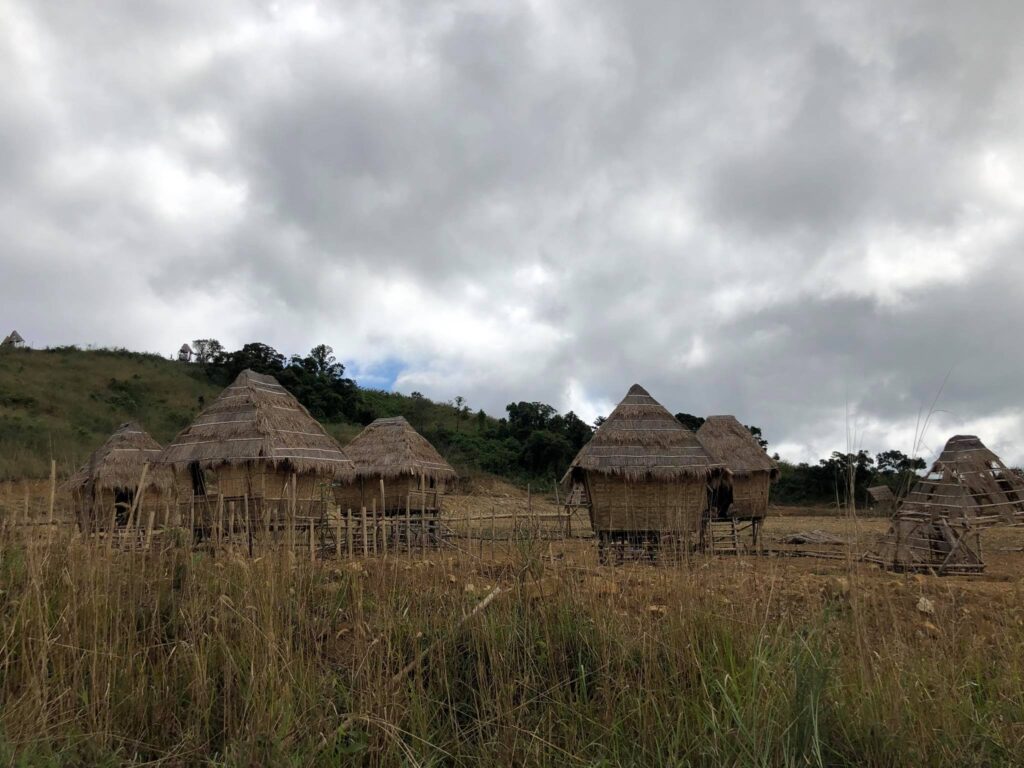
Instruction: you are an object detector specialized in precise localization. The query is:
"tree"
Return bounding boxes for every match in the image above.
[505,402,557,442]
[192,339,225,365]
[453,396,468,433]
[224,342,286,378]
[675,412,705,431]
[297,344,345,380]
[746,425,768,450]
[593,415,607,429]
[875,449,925,475]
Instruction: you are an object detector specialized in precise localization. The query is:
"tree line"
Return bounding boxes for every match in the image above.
[187,339,930,502]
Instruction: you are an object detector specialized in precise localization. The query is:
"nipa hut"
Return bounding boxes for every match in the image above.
[889,435,1024,574]
[696,416,779,521]
[64,422,174,532]
[161,369,355,525]
[335,416,457,515]
[1,330,25,349]
[562,384,724,560]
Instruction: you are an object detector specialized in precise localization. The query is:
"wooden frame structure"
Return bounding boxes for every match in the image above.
[884,435,1024,574]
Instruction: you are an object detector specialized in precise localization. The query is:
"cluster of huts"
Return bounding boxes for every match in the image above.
[63,372,1024,571]
[65,370,457,536]
[65,375,779,558]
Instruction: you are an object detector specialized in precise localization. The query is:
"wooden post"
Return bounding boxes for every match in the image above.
[244,494,253,558]
[189,495,195,540]
[371,499,378,556]
[48,460,56,525]
[406,494,412,555]
[228,502,236,553]
[336,514,342,559]
[490,506,496,560]
[309,521,315,563]
[420,475,427,558]
[216,494,224,548]
[381,506,388,558]
[145,504,157,551]
[361,506,368,557]
[346,508,353,558]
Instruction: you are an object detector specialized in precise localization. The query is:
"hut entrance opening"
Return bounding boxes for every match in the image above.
[113,488,134,526]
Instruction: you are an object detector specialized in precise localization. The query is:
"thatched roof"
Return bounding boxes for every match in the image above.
[697,415,779,479]
[179,343,193,354]
[899,435,1024,522]
[343,416,457,482]
[161,369,355,478]
[2,330,24,346]
[563,384,722,481]
[65,422,173,494]
[867,485,895,504]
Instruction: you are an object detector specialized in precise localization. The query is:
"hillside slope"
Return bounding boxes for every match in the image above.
[0,348,221,479]
[0,346,503,481]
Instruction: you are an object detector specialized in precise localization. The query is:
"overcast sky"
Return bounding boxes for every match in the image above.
[3,1,1024,465]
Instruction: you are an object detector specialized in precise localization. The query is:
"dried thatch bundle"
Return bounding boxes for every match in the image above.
[161,369,354,479]
[888,435,1024,573]
[564,384,720,482]
[344,416,456,484]
[696,416,778,480]
[65,422,173,494]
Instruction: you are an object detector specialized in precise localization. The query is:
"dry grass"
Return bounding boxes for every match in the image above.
[1,483,1024,765]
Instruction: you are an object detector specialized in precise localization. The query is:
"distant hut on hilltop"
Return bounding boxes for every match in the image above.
[161,369,355,528]
[177,343,194,362]
[1,330,25,349]
[335,416,457,516]
[697,416,779,546]
[563,384,724,562]
[64,422,174,533]
[887,435,1024,574]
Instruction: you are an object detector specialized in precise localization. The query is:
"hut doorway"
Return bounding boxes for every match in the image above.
[113,488,134,526]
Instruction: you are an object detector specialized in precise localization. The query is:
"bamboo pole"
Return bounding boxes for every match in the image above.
[361,506,368,557]
[48,460,56,525]
[371,499,378,556]
[406,494,412,555]
[346,508,353,558]
[336,513,342,559]
[309,521,315,563]
[244,494,253,558]
[145,503,157,551]
[420,474,427,558]
[490,506,496,560]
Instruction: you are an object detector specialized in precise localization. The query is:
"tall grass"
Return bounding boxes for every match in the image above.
[1,527,1023,765]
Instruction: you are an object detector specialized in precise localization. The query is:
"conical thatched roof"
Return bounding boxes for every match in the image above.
[2,330,24,346]
[161,369,355,478]
[563,384,722,481]
[65,422,173,494]
[899,435,1024,522]
[179,343,193,354]
[344,416,457,482]
[697,416,779,479]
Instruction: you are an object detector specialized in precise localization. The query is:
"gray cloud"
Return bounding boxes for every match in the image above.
[3,0,1024,464]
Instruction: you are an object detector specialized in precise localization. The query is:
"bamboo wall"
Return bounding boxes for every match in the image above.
[334,475,446,514]
[586,474,706,537]
[73,488,170,532]
[724,473,771,519]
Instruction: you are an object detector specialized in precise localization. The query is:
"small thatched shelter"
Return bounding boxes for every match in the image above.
[563,384,724,558]
[889,435,1024,573]
[65,422,174,532]
[697,416,779,520]
[867,485,896,512]
[177,343,194,362]
[335,416,457,514]
[161,370,355,522]
[1,330,25,349]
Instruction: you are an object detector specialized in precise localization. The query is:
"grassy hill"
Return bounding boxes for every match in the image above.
[0,346,506,482]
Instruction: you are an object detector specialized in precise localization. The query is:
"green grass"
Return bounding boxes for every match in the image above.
[0,348,487,482]
[0,347,219,480]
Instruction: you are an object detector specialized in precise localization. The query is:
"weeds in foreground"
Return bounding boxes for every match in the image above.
[1,527,1023,766]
